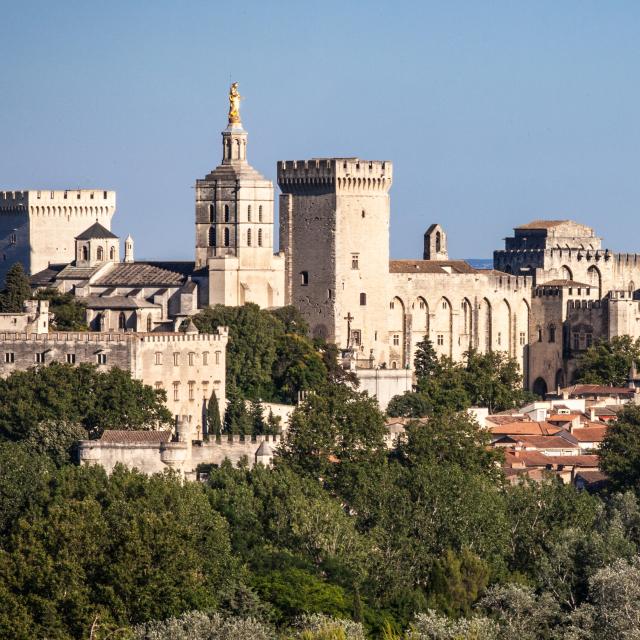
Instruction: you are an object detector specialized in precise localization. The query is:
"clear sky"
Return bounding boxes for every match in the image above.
[2,1,639,261]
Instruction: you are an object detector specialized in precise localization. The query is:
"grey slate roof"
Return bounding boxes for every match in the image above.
[56,264,102,280]
[75,221,118,240]
[94,262,189,287]
[30,264,66,287]
[84,295,160,310]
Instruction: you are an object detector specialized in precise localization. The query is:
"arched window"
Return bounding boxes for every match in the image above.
[435,231,441,252]
[97,246,104,261]
[258,205,263,222]
[258,228,263,247]
[118,312,126,330]
[247,228,252,246]
[109,246,115,261]
[147,315,152,332]
[209,203,215,223]
[549,325,556,343]
[247,205,252,222]
[300,271,309,285]
[224,204,230,223]
[360,292,367,305]
[81,246,88,261]
[224,227,230,247]
[208,226,216,247]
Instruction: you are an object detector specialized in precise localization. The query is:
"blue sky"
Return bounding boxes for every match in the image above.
[2,1,639,260]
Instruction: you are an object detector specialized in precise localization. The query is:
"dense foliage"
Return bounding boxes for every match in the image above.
[387,339,535,417]
[575,335,640,387]
[0,262,31,312]
[0,363,171,463]
[36,287,88,330]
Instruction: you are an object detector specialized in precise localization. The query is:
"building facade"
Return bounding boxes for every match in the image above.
[0,326,228,437]
[0,189,115,284]
[195,84,285,308]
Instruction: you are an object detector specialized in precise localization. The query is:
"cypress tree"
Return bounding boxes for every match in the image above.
[0,263,31,313]
[206,389,222,438]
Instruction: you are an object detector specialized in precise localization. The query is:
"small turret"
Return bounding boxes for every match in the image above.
[124,234,134,263]
[424,224,448,261]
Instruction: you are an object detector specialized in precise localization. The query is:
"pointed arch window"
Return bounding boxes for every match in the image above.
[97,246,104,261]
[224,227,230,247]
[258,205,263,222]
[81,246,88,261]
[247,228,252,246]
[118,312,126,330]
[258,228,263,247]
[209,203,215,223]
[224,205,230,223]
[247,205,252,222]
[208,226,216,247]
[109,246,116,261]
[147,315,152,332]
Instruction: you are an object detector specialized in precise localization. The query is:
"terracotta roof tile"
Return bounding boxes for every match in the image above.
[99,429,172,443]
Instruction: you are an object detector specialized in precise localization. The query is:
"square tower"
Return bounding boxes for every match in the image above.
[278,158,393,365]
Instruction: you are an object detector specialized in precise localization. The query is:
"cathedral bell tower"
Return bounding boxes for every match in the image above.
[194,83,284,308]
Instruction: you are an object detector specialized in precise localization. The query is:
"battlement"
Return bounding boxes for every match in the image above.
[0,329,228,345]
[204,433,281,446]
[567,300,602,310]
[0,189,116,217]
[278,158,392,193]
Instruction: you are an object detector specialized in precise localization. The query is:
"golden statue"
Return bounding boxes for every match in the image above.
[228,82,242,124]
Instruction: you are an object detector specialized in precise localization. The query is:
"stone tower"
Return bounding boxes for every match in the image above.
[194,83,284,307]
[278,158,393,364]
[423,223,448,260]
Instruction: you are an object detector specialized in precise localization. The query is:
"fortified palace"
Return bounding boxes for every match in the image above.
[1,82,640,424]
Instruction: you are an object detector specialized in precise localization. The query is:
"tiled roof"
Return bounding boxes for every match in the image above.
[571,426,607,443]
[490,421,561,436]
[84,295,160,310]
[389,260,478,274]
[486,415,530,425]
[99,429,172,443]
[94,262,189,287]
[510,435,578,449]
[75,221,118,240]
[56,264,102,280]
[516,220,570,230]
[30,263,66,286]
[543,454,599,467]
[561,384,635,397]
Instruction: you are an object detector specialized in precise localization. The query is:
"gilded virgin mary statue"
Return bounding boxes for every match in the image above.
[228,82,242,124]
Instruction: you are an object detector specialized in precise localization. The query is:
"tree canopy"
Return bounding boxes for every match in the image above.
[0,262,31,312]
[576,336,640,387]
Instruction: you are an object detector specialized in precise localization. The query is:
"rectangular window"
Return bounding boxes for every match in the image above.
[97,353,107,365]
[202,352,208,365]
[497,332,502,346]
[351,330,361,346]
[437,334,444,346]
[586,333,593,348]
[360,292,367,305]
[188,352,195,366]
[300,271,309,286]
[574,333,580,350]
[4,352,14,363]
[549,327,556,343]
[35,352,45,364]
[66,353,76,364]
[393,334,399,346]
[173,383,179,401]
[202,381,209,397]
[351,254,359,270]
[519,332,526,346]
[188,381,195,400]
[155,382,163,390]
[173,352,180,366]
[155,352,162,365]
[215,351,221,365]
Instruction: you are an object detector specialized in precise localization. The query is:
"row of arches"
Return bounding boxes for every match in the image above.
[559,264,602,296]
[80,245,116,262]
[207,203,264,224]
[208,226,264,248]
[387,295,530,370]
[30,206,111,216]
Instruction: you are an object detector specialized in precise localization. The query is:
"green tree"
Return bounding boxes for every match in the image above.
[576,336,640,387]
[207,389,222,438]
[386,392,433,418]
[414,337,439,381]
[269,305,310,336]
[35,287,87,331]
[600,405,640,491]
[0,262,31,312]
[223,385,251,436]
[463,349,533,413]
[250,399,267,436]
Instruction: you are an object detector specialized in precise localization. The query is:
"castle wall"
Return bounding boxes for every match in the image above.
[0,329,228,435]
[79,434,280,476]
[0,190,115,282]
